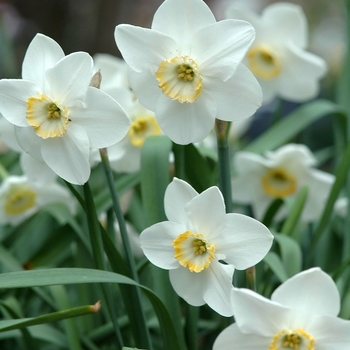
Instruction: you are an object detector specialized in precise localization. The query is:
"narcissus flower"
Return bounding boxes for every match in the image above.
[140,178,273,316]
[0,34,130,184]
[226,2,327,103]
[231,144,334,222]
[213,268,350,350]
[115,0,262,145]
[0,175,75,226]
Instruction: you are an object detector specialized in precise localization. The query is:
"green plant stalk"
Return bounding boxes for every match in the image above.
[173,143,186,179]
[245,266,256,291]
[0,302,101,332]
[184,305,198,350]
[215,119,233,213]
[83,182,124,350]
[99,148,152,350]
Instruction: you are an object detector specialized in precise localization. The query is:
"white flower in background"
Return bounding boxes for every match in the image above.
[0,33,130,185]
[0,175,76,226]
[231,144,334,222]
[213,267,350,350]
[115,0,262,145]
[226,2,327,103]
[140,178,273,316]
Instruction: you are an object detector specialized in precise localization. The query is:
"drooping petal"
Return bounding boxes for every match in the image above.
[261,3,307,48]
[115,25,177,73]
[271,267,340,317]
[193,20,255,81]
[205,63,262,121]
[155,91,216,145]
[169,266,206,306]
[70,87,130,149]
[203,261,235,316]
[0,80,40,127]
[215,213,273,269]
[15,126,44,161]
[185,186,227,238]
[140,221,185,270]
[45,52,93,106]
[164,178,198,224]
[231,287,291,336]
[151,0,216,46]
[40,123,91,185]
[213,323,271,350]
[22,33,65,90]
[0,116,22,152]
[309,314,350,350]
[278,43,327,102]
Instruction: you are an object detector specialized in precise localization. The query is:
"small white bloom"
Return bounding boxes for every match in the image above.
[115,0,262,145]
[140,178,273,316]
[213,267,350,350]
[0,175,76,226]
[231,144,334,222]
[0,34,130,185]
[226,2,327,103]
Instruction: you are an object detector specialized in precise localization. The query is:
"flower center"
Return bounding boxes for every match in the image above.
[247,45,281,80]
[4,187,37,215]
[26,93,71,138]
[261,168,296,197]
[155,56,203,103]
[172,231,215,273]
[269,329,315,350]
[128,116,162,147]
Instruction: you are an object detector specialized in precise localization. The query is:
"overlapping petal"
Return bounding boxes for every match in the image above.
[15,126,43,161]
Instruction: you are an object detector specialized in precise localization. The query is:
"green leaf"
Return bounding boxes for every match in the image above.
[245,99,347,154]
[263,252,289,282]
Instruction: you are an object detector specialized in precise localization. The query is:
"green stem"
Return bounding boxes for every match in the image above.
[0,162,8,180]
[173,143,186,179]
[245,266,256,291]
[215,119,233,213]
[184,305,198,350]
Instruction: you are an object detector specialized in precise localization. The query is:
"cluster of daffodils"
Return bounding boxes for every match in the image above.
[231,144,335,222]
[140,178,273,316]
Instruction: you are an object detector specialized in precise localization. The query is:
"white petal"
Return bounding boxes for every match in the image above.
[0,80,40,127]
[164,178,198,224]
[155,91,216,145]
[194,20,255,81]
[231,287,291,336]
[213,323,271,350]
[215,213,273,269]
[20,152,57,184]
[140,221,184,270]
[151,0,216,46]
[128,68,162,112]
[203,261,235,316]
[22,33,65,90]
[40,124,91,185]
[258,78,280,104]
[0,116,22,152]
[115,25,177,73]
[205,63,262,121]
[226,6,261,31]
[231,172,265,203]
[169,266,206,306]
[70,87,130,149]
[278,43,327,102]
[45,52,93,106]
[271,267,340,317]
[261,3,308,48]
[185,186,226,238]
[15,126,43,161]
[309,315,350,350]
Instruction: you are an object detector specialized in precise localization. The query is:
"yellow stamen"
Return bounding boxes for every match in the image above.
[248,45,281,80]
[269,329,315,350]
[156,56,203,103]
[26,93,70,138]
[4,187,37,215]
[261,168,296,197]
[128,116,162,147]
[173,231,215,273]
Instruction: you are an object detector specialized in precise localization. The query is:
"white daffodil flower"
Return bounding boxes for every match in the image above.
[0,175,76,226]
[231,144,334,222]
[226,2,327,103]
[213,267,350,350]
[0,33,130,185]
[140,178,273,316]
[115,0,262,145]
